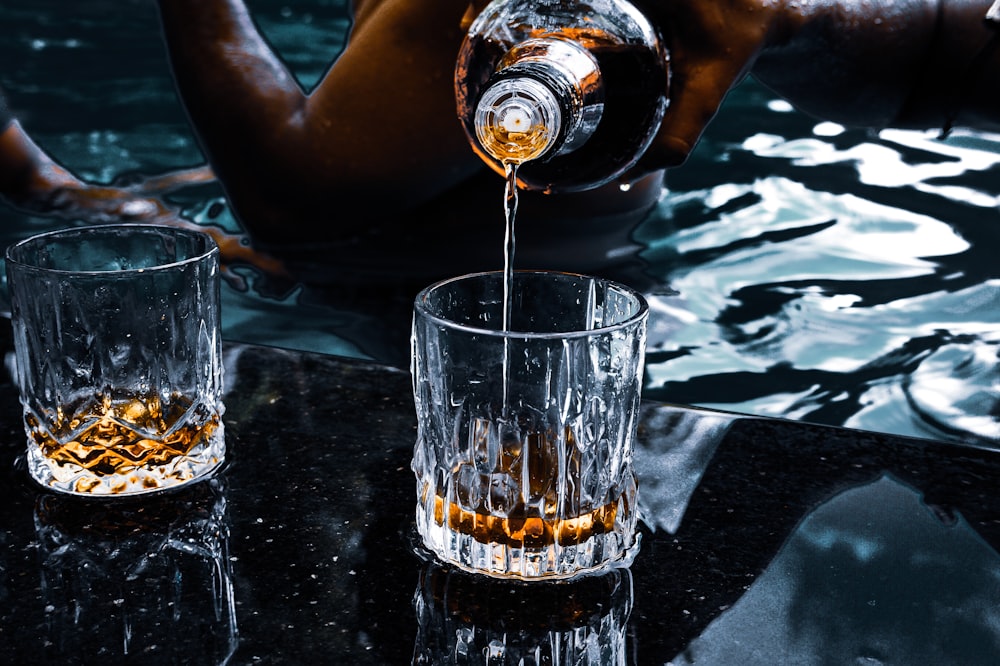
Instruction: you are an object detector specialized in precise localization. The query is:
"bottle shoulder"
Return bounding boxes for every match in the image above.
[468,0,661,49]
[456,0,669,192]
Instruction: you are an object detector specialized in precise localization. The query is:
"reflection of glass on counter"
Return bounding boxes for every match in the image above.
[412,559,634,665]
[34,476,238,664]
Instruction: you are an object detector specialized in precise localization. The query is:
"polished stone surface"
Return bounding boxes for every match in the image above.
[2,326,1000,664]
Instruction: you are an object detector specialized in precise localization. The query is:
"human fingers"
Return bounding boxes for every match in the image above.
[629,0,781,172]
[637,54,752,171]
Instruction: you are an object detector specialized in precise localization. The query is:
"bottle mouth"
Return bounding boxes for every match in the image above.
[474,77,562,165]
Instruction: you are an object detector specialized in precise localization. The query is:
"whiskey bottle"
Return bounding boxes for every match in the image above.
[455,0,670,193]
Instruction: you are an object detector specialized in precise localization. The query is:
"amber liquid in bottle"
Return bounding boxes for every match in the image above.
[459,31,668,193]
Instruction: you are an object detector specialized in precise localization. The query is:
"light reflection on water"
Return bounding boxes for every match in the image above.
[638,99,999,446]
[0,0,996,447]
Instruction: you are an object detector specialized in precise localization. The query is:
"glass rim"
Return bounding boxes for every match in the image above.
[413,269,649,339]
[4,223,219,276]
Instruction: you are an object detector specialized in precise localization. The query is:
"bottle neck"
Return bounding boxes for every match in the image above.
[474,76,563,165]
[473,37,605,165]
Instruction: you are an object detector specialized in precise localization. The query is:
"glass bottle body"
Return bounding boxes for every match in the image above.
[456,0,670,193]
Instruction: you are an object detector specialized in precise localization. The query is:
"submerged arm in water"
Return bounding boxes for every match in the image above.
[0,128,290,289]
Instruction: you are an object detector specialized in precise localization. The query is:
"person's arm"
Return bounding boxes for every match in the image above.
[0,119,79,211]
[631,0,1000,174]
[0,119,170,221]
[753,0,1000,135]
[154,0,485,240]
[0,116,290,281]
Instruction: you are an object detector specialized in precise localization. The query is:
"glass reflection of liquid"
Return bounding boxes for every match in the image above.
[33,476,238,664]
[412,560,634,665]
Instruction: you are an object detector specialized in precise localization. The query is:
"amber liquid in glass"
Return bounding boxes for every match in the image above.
[27,393,221,494]
[423,424,634,550]
[429,490,621,549]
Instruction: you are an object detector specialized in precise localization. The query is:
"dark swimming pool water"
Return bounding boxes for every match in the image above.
[1,0,998,448]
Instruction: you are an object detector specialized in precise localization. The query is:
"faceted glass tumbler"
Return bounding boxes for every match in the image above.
[5,224,226,496]
[411,270,648,580]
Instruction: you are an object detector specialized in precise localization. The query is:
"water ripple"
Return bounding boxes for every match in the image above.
[639,107,1000,447]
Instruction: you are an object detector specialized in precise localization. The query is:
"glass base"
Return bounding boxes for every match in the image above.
[414,494,641,581]
[904,341,1000,446]
[25,429,226,497]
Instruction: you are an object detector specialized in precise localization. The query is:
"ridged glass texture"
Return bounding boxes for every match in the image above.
[411,271,647,580]
[5,224,225,496]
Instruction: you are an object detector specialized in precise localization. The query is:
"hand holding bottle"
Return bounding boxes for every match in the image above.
[628,0,786,172]
[629,0,1000,177]
[456,0,671,193]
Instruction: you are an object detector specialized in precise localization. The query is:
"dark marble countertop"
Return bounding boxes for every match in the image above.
[2,333,1000,664]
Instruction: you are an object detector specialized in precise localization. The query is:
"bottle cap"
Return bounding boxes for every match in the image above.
[474,77,562,165]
